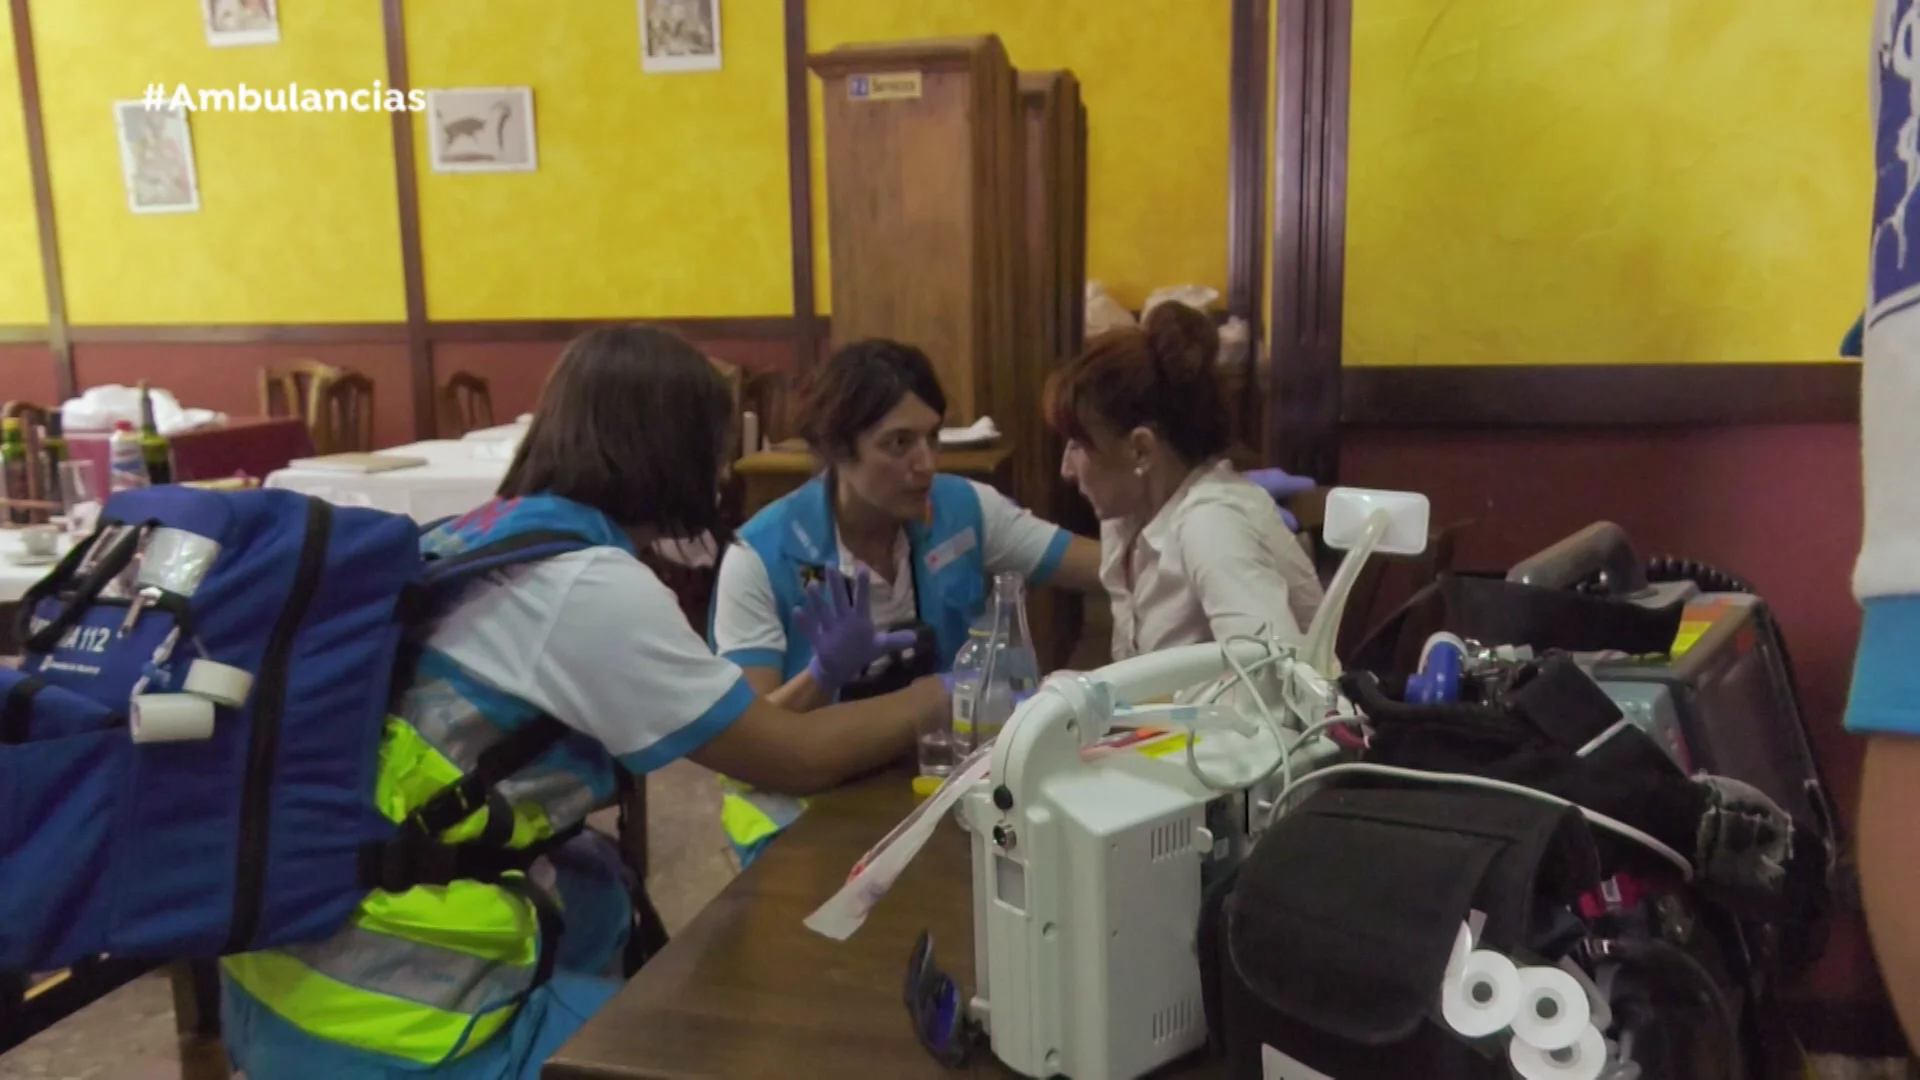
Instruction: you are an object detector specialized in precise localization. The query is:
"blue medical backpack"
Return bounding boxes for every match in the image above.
[0,486,599,974]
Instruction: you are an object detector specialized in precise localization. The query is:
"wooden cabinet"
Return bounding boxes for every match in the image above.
[808,38,1025,435]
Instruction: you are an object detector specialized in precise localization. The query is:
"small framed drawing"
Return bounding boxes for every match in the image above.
[113,99,201,214]
[641,0,721,73]
[202,0,280,47]
[426,87,538,174]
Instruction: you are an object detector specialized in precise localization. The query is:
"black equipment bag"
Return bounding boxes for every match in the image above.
[1199,783,1600,1079]
[1198,783,1754,1079]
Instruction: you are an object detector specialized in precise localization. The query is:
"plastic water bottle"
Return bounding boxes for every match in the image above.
[931,616,992,774]
[108,420,148,493]
[973,572,1040,747]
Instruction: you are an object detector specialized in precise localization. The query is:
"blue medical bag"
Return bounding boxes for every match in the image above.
[0,487,591,973]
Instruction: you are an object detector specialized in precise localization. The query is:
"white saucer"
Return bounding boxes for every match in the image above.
[7,553,58,567]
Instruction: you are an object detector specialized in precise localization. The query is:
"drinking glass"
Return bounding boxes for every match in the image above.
[58,460,101,538]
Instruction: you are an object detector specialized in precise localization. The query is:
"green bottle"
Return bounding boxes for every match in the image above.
[38,411,66,508]
[137,381,173,486]
[1,417,29,525]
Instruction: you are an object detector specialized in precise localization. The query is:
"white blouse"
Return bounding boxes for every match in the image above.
[1100,460,1325,661]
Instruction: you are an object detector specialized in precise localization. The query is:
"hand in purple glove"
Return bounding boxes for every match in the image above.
[1244,467,1316,532]
[795,566,917,691]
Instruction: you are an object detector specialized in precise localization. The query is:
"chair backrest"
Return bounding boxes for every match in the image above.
[259,360,344,440]
[436,371,495,437]
[314,372,374,454]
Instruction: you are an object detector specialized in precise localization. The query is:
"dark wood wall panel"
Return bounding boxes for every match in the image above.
[1342,363,1862,428]
[9,0,71,400]
[1266,0,1351,481]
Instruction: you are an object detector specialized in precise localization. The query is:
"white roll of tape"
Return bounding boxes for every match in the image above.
[183,659,253,709]
[131,693,216,743]
[1508,1022,1605,1080]
[1510,966,1593,1052]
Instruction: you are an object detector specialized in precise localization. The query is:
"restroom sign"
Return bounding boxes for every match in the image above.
[849,71,923,101]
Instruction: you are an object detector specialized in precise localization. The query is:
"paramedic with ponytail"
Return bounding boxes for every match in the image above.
[709,338,1109,865]
[1850,0,1920,1046]
[1045,301,1324,660]
[219,325,949,1080]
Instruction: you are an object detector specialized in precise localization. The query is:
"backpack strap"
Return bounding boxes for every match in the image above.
[400,530,602,625]
[16,522,147,653]
[363,529,635,896]
[1,677,46,744]
[359,714,576,893]
[421,529,603,589]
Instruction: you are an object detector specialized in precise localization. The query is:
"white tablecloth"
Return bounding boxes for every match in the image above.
[263,440,507,523]
[265,437,716,567]
[0,530,73,604]
[461,419,529,443]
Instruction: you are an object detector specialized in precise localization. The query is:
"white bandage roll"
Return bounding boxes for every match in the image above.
[131,693,216,743]
[1438,924,1523,1039]
[1508,1022,1606,1080]
[182,659,252,708]
[1511,966,1593,1052]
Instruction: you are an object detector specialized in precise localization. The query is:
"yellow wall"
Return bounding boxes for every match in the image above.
[1344,0,1875,366]
[10,0,1227,327]
[807,0,1233,313]
[0,13,47,324]
[30,0,404,323]
[405,0,790,320]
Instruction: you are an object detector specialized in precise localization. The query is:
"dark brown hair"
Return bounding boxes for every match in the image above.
[1044,301,1229,463]
[499,324,732,537]
[792,339,948,461]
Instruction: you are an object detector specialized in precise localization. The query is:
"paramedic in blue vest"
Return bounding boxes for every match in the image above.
[709,338,1110,864]
[220,325,950,1080]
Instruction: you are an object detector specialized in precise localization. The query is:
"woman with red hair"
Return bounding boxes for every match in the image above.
[1045,302,1324,660]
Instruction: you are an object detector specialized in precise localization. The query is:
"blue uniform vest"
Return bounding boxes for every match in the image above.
[715,473,992,678]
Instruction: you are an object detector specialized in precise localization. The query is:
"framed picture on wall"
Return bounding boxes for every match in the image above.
[202,0,280,47]
[641,0,722,73]
[426,87,538,174]
[113,99,201,214]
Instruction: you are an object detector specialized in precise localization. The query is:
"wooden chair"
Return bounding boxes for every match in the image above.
[740,369,789,449]
[259,360,344,446]
[436,371,495,437]
[1,400,52,520]
[313,372,374,455]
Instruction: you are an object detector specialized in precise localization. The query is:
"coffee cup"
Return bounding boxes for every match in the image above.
[21,523,58,559]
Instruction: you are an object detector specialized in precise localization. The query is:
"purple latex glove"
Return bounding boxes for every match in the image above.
[1245,467,1315,531]
[795,566,917,691]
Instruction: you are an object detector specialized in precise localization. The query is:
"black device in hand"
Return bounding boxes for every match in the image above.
[838,621,939,702]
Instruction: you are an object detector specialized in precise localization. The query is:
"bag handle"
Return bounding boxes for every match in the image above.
[17,523,147,654]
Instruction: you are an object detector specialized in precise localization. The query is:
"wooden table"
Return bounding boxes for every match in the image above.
[67,416,315,488]
[544,771,1222,1079]
[734,445,1015,519]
